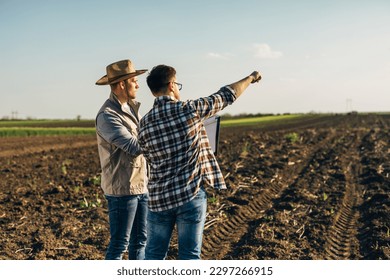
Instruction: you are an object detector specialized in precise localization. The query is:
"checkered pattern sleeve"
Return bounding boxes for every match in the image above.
[186,86,236,120]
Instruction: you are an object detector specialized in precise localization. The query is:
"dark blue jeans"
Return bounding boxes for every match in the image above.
[145,188,207,260]
[105,194,148,260]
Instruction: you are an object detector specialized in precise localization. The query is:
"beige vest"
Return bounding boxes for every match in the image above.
[96,93,148,196]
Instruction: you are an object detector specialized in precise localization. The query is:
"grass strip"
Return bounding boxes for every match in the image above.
[0,127,96,137]
[220,114,307,127]
[0,120,95,128]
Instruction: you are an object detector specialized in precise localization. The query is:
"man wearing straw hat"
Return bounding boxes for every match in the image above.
[95,59,148,260]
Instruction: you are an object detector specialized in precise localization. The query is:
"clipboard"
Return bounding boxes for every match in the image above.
[203,115,221,155]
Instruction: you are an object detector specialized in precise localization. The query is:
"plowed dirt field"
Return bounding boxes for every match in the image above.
[0,114,389,260]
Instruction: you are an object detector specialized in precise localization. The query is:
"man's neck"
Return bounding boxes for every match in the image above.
[112,91,131,105]
[154,91,176,99]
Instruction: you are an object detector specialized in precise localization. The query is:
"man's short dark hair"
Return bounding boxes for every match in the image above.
[147,65,176,93]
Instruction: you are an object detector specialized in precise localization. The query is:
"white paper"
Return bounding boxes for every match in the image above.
[203,115,221,155]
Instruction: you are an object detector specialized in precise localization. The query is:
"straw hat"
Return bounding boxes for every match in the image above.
[95,59,147,85]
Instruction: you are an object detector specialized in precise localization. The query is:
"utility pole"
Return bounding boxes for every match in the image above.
[11,111,18,119]
[346,99,352,112]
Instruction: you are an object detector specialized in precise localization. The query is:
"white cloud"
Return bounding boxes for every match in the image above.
[253,43,283,59]
[207,52,232,60]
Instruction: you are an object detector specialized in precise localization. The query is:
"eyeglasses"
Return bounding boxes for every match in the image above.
[175,82,182,91]
[167,81,182,91]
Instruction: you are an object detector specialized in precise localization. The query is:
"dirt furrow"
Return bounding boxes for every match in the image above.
[323,131,364,259]
[201,128,339,259]
[356,127,390,259]
[0,135,97,158]
[219,124,371,259]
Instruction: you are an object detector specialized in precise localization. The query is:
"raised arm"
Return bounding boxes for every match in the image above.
[228,71,261,98]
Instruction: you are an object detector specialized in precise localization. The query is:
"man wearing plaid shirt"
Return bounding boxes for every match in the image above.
[138,64,261,259]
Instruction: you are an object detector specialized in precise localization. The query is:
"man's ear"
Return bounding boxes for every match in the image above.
[119,80,126,90]
[167,81,175,93]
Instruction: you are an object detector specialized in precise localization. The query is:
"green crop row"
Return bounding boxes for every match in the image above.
[0,114,323,137]
[0,127,96,137]
[220,114,306,127]
[0,120,95,128]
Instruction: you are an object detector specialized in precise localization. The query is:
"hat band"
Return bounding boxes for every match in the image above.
[108,72,133,83]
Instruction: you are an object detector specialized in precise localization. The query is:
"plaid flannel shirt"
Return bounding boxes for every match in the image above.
[138,86,237,212]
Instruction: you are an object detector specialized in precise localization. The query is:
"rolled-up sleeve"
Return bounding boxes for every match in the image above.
[187,86,237,119]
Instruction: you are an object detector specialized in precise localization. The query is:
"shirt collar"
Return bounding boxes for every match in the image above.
[153,95,176,106]
[109,91,141,122]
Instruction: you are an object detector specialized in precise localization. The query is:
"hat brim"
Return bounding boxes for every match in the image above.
[95,69,147,85]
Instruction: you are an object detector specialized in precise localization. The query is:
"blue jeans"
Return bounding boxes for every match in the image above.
[145,188,207,260]
[105,194,148,260]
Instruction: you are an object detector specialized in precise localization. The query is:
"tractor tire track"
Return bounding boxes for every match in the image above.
[201,128,339,259]
[225,128,362,260]
[323,136,363,259]
[203,118,381,259]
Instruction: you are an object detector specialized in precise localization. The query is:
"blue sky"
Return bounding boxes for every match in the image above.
[1,0,389,119]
